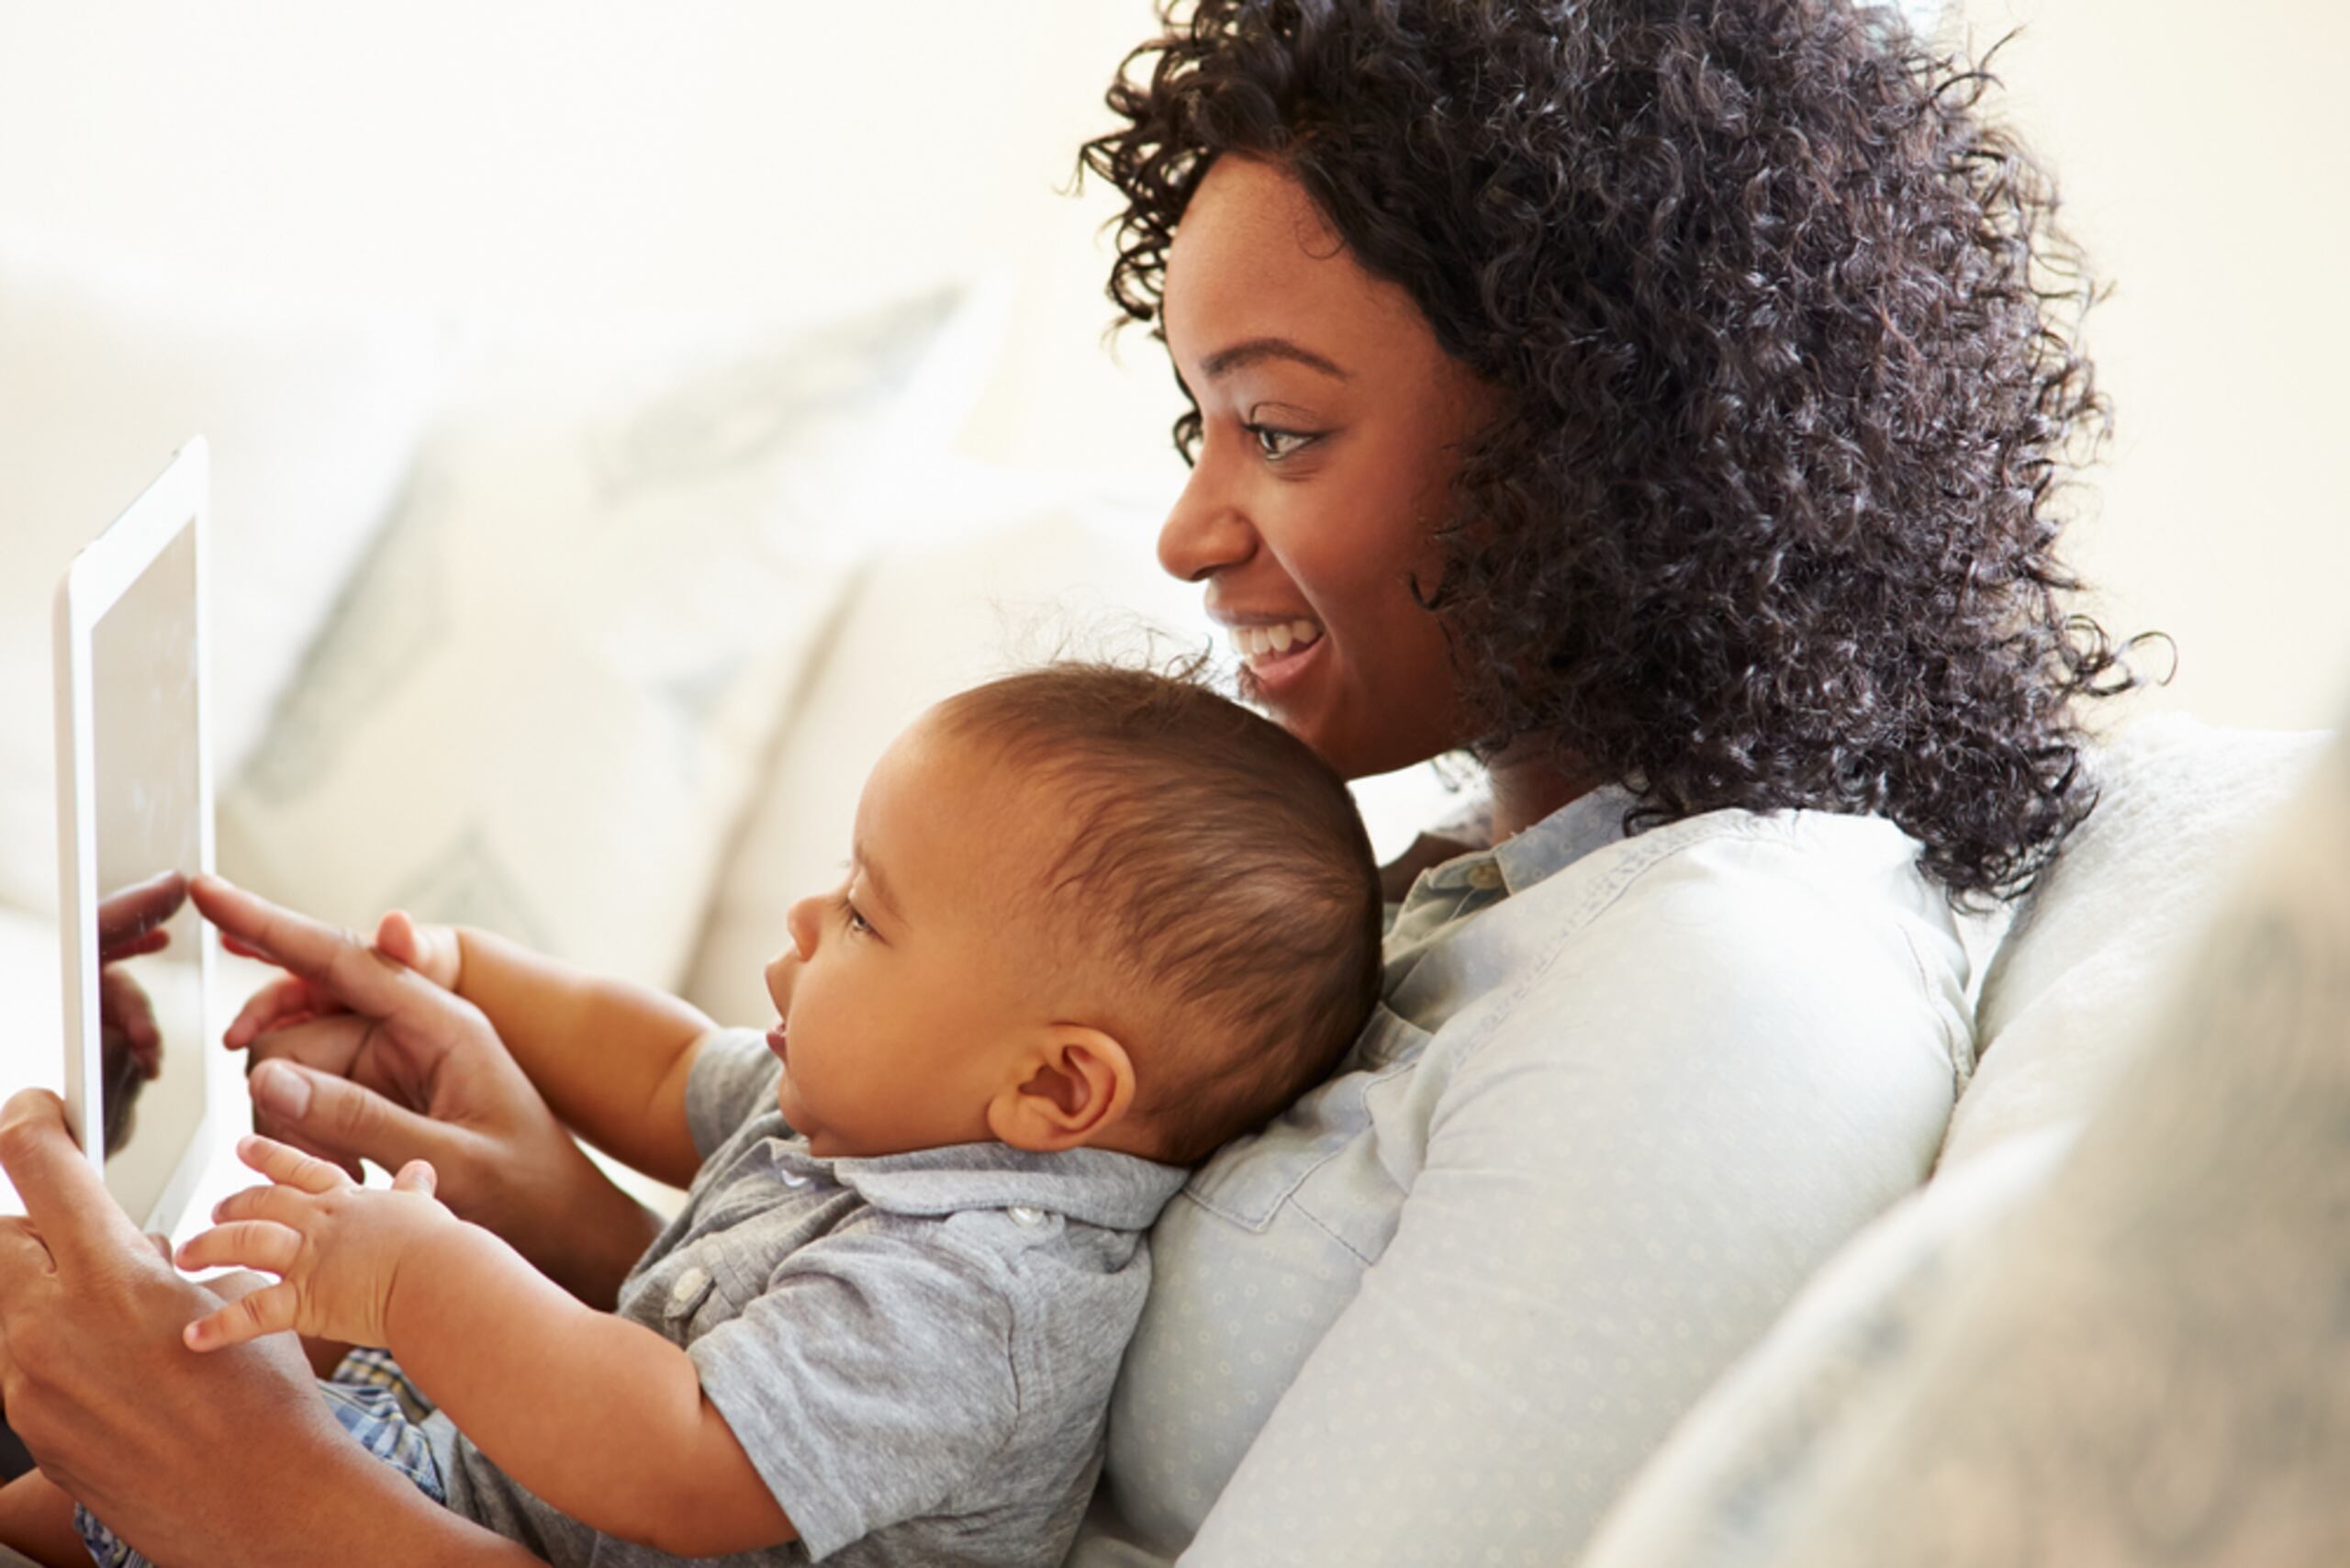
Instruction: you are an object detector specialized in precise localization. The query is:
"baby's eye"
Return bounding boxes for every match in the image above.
[845,903,876,937]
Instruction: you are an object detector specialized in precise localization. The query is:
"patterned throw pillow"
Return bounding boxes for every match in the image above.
[218,292,962,992]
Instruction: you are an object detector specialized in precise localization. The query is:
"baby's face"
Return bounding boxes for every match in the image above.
[759,716,1066,1159]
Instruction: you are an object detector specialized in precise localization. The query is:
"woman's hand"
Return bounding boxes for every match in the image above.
[220,906,464,1054]
[189,875,660,1306]
[0,1092,354,1562]
[0,1091,548,1568]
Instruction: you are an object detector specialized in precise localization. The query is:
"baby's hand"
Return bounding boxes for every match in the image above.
[175,1134,456,1352]
[372,909,463,991]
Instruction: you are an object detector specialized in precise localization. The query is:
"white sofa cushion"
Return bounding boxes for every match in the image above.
[0,227,443,917]
[216,294,966,993]
[1942,714,2328,1170]
[1577,714,2334,1564]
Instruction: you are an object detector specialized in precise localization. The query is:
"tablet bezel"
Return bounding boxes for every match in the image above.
[52,438,218,1236]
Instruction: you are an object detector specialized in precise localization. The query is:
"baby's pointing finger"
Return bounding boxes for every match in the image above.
[183,1281,300,1352]
[236,1133,350,1194]
[175,1220,303,1277]
[210,1182,320,1232]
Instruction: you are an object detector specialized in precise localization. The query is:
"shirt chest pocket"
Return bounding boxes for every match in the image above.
[656,1261,723,1333]
[1180,1003,1431,1245]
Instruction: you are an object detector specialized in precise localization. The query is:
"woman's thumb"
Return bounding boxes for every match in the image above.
[248,1058,441,1170]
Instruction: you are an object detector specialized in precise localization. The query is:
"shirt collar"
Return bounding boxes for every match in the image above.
[1491,783,1636,894]
[766,1136,1190,1232]
[1408,784,1637,902]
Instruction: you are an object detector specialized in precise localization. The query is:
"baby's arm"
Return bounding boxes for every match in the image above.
[180,1137,797,1559]
[430,924,713,1190]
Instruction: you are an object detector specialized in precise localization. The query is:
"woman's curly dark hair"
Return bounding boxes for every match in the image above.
[1080,0,2145,902]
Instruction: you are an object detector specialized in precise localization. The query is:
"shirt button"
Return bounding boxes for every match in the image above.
[1467,862,1505,891]
[669,1266,710,1308]
[1007,1205,1045,1227]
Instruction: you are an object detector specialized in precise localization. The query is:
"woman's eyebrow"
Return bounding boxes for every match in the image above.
[1197,337,1352,381]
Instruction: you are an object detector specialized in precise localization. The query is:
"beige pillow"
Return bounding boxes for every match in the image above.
[218,293,965,992]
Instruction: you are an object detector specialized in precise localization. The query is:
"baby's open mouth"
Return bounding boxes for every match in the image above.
[766,1025,789,1062]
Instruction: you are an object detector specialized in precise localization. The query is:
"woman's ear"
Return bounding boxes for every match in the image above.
[986,1027,1137,1154]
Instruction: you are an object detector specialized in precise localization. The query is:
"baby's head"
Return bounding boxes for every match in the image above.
[762,662,1382,1166]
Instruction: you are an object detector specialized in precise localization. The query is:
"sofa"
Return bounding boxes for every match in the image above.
[1,227,2340,1562]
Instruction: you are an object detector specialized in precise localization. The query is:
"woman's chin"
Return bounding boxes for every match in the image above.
[1239,639,1336,740]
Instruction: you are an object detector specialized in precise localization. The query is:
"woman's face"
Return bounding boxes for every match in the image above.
[1158,155,1495,780]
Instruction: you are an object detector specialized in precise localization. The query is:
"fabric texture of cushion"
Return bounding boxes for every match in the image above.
[216,292,968,993]
[1669,714,2350,1565]
[1576,711,2335,1565]
[1942,713,2328,1170]
[0,226,444,917]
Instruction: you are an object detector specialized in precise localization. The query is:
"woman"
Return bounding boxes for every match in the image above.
[0,1,2129,1561]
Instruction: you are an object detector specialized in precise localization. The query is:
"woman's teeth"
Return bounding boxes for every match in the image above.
[1228,619,1325,664]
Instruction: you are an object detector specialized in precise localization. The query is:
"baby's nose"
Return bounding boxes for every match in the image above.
[785,894,824,960]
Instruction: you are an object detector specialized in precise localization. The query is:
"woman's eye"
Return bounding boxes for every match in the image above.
[1247,423,1317,462]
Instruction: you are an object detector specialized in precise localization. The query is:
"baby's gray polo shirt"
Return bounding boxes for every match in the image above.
[431,1027,1188,1567]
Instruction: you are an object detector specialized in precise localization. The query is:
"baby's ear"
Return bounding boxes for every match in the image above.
[987,1027,1137,1154]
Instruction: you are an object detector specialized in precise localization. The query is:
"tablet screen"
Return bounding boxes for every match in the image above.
[87,521,207,1226]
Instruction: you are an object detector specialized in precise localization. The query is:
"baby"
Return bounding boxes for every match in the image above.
[40,663,1384,1568]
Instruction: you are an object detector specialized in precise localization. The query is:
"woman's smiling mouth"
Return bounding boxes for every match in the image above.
[1225,617,1327,699]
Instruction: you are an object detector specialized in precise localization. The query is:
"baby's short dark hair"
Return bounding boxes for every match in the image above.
[934,662,1382,1164]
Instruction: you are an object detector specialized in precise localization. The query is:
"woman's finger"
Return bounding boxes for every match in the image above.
[245,1059,460,1180]
[174,1220,303,1277]
[226,975,326,1050]
[0,1091,150,1277]
[182,1281,300,1351]
[189,876,436,1023]
[241,1014,372,1083]
[234,1134,351,1195]
[94,870,187,952]
[100,928,171,963]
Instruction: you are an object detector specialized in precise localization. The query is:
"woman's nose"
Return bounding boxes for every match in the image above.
[1157,452,1256,584]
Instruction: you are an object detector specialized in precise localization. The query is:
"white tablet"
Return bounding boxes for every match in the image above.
[52,439,218,1235]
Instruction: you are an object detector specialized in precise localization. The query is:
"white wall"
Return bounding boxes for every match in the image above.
[2,0,2340,729]
[0,1,1184,479]
[1953,0,2350,733]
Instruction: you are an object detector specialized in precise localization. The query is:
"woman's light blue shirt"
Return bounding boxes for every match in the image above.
[1069,789,1972,1565]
